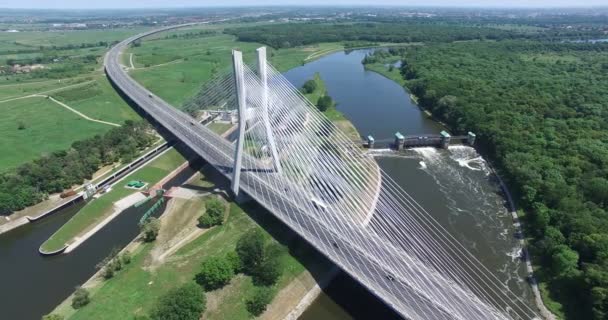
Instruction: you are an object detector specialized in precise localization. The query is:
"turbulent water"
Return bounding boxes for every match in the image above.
[388,146,531,297]
[287,48,535,319]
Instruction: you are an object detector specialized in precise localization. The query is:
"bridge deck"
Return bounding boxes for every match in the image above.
[104,25,513,320]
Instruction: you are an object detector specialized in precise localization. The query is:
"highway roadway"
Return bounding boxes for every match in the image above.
[104,24,511,320]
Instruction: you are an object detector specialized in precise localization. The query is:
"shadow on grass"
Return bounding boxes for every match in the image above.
[236,199,402,320]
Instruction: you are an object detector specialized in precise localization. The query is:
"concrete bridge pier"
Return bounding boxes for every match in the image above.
[440,131,451,149]
[367,135,375,148]
[231,50,246,196]
[467,131,476,146]
[394,132,405,150]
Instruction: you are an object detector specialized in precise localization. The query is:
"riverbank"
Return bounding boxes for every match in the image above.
[49,164,335,320]
[365,54,555,319]
[489,165,556,320]
[39,147,189,254]
[302,72,361,141]
[0,137,166,237]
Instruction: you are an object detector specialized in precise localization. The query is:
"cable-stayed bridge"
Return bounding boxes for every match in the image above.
[105,25,540,320]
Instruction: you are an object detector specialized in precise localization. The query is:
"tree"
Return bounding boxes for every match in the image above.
[591,286,608,320]
[316,95,333,112]
[121,251,132,265]
[71,287,90,309]
[236,229,285,286]
[225,251,242,273]
[531,202,550,233]
[302,79,317,94]
[585,177,608,207]
[246,286,273,317]
[252,243,285,286]
[195,256,234,291]
[198,198,225,228]
[141,217,160,242]
[17,121,26,130]
[236,229,266,274]
[551,245,580,278]
[150,283,206,320]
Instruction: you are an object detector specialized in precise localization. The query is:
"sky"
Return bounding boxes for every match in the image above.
[1,0,607,9]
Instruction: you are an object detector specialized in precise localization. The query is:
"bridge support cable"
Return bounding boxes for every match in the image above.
[251,58,536,318]
[231,50,247,196]
[238,67,476,318]
[107,29,541,320]
[257,47,282,174]
[234,61,517,320]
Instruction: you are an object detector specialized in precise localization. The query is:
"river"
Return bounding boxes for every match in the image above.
[0,48,533,320]
[284,49,534,319]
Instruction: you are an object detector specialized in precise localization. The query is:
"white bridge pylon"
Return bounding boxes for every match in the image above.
[202,47,541,320]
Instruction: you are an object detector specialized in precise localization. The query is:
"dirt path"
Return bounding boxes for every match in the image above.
[35,95,121,127]
[129,53,135,69]
[0,80,96,104]
[133,59,183,71]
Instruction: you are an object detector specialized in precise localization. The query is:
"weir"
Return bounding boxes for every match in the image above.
[364,131,477,149]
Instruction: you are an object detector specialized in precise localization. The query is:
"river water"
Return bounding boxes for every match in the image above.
[0,48,533,320]
[0,161,197,320]
[284,49,534,319]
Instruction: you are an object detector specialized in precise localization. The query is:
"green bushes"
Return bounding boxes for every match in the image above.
[195,256,235,291]
[71,287,90,309]
[236,229,285,286]
[197,198,225,228]
[302,79,317,94]
[316,95,334,112]
[245,286,273,317]
[100,250,132,280]
[150,283,206,320]
[141,217,161,242]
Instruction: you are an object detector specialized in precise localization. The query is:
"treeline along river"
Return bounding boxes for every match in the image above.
[283,49,535,319]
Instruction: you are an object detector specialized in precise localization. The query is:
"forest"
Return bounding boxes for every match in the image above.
[225,22,525,48]
[226,17,608,318]
[392,40,608,319]
[0,120,156,215]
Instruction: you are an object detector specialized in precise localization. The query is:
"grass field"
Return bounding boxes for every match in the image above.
[0,26,149,171]
[0,76,141,170]
[126,30,349,107]
[0,95,112,170]
[0,75,97,100]
[207,122,233,135]
[40,148,188,253]
[51,77,140,124]
[0,27,150,49]
[57,197,330,320]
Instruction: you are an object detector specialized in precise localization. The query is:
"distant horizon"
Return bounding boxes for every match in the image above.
[1,1,608,10]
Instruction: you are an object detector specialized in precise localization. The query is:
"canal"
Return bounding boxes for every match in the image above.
[284,49,534,319]
[0,160,197,320]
